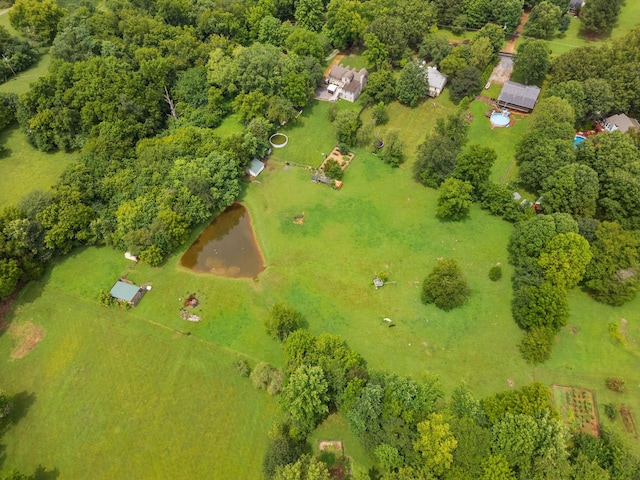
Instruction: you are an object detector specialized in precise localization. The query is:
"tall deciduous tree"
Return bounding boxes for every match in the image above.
[490,0,524,33]
[581,0,624,34]
[419,33,452,65]
[280,365,330,439]
[395,62,428,107]
[449,66,483,104]
[584,221,640,305]
[523,1,563,38]
[540,163,599,217]
[274,454,331,480]
[436,178,474,220]
[265,303,304,341]
[9,0,66,45]
[513,40,550,85]
[324,0,365,49]
[294,0,324,32]
[452,145,497,198]
[480,455,516,480]
[413,413,458,476]
[421,258,471,311]
[511,282,569,331]
[414,112,469,187]
[538,232,592,290]
[366,17,408,66]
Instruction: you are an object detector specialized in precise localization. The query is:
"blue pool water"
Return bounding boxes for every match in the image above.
[490,112,510,127]
[574,135,586,147]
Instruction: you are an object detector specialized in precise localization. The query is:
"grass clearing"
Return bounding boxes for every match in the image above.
[340,53,370,71]
[309,413,374,472]
[545,3,640,57]
[361,93,458,166]
[467,100,530,184]
[269,99,361,167]
[0,123,79,207]
[212,112,245,138]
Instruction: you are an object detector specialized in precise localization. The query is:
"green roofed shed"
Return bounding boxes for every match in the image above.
[110,280,145,306]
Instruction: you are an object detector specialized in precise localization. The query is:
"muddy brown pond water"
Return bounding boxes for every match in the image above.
[180,204,264,278]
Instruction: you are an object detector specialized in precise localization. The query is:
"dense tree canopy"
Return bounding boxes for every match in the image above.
[513,40,550,85]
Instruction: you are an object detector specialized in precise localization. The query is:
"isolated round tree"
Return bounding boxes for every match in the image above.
[264,303,303,341]
[421,259,471,311]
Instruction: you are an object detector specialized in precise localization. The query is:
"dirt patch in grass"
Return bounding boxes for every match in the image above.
[620,405,638,439]
[8,321,46,359]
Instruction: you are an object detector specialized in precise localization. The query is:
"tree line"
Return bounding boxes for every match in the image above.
[252,304,639,479]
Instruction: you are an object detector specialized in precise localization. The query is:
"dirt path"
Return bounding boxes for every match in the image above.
[324,53,345,78]
[504,11,530,53]
[0,7,11,15]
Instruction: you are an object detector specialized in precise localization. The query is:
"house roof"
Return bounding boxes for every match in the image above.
[568,0,583,9]
[426,66,447,91]
[497,81,541,110]
[605,114,640,134]
[329,65,350,80]
[110,281,141,302]
[247,158,265,177]
[342,81,360,93]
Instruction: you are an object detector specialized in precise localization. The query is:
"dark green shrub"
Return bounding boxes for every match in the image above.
[488,265,502,281]
[99,289,116,307]
[376,270,389,282]
[337,142,350,155]
[604,403,618,421]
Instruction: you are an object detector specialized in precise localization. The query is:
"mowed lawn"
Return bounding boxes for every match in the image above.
[467,100,530,184]
[0,124,79,208]
[542,1,640,57]
[269,100,361,168]
[0,248,280,478]
[361,93,458,167]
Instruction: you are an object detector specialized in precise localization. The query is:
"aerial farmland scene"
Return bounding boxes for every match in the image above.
[0,0,639,477]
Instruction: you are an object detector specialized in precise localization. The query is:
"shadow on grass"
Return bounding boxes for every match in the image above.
[0,391,37,470]
[1,391,36,433]
[33,465,60,479]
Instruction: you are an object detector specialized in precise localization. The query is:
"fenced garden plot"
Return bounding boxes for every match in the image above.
[552,385,599,436]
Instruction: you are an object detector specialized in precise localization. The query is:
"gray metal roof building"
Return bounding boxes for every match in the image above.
[110,280,145,306]
[496,81,541,113]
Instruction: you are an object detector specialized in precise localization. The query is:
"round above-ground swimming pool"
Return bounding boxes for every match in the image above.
[269,133,289,148]
[574,135,586,147]
[490,112,510,127]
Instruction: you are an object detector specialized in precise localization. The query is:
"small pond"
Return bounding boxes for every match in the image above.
[180,204,265,278]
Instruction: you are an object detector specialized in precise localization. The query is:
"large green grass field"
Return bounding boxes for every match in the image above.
[1,99,639,478]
